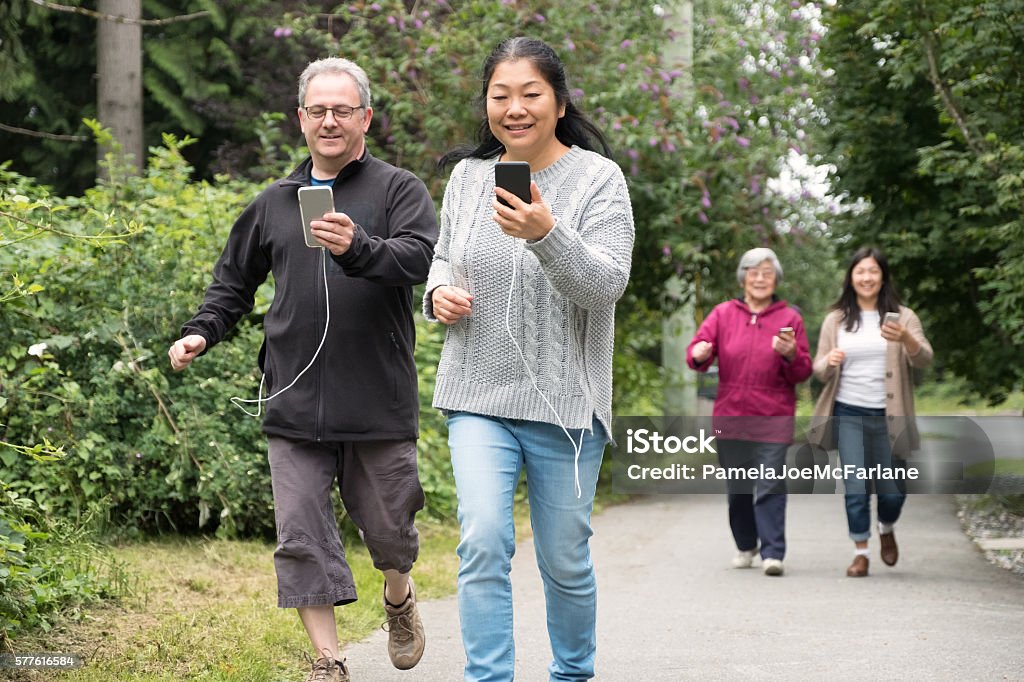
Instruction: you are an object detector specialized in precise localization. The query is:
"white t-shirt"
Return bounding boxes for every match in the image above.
[836,310,887,409]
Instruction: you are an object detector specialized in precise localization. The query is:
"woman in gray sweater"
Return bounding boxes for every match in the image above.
[424,37,634,682]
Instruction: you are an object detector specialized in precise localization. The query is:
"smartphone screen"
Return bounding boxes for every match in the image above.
[297,185,334,248]
[494,161,531,209]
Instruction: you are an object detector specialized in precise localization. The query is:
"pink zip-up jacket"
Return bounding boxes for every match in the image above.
[686,298,812,442]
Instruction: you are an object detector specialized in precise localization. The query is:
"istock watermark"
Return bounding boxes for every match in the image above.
[610,416,1023,495]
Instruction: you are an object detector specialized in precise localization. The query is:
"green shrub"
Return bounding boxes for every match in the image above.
[0,474,127,640]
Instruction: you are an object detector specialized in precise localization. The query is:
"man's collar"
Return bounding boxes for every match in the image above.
[315,145,369,184]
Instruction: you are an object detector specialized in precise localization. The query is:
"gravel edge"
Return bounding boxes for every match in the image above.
[956,494,1024,577]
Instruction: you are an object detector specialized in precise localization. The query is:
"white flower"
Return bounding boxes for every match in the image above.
[28,342,48,358]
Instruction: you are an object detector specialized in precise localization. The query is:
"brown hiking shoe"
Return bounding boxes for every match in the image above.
[304,650,349,682]
[382,577,425,670]
[846,554,869,577]
[880,531,899,566]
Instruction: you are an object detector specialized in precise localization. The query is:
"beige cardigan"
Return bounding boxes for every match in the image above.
[808,306,933,457]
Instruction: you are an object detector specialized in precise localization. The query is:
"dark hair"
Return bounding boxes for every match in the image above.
[832,246,903,332]
[438,37,612,169]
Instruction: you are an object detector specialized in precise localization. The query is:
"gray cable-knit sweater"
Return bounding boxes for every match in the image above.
[423,145,635,437]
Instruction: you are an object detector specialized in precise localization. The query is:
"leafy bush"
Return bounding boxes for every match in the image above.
[0,473,127,640]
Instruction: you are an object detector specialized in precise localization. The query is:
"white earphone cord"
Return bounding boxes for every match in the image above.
[230,248,330,417]
[506,242,586,499]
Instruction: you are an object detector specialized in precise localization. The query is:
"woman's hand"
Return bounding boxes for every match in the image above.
[431,285,473,325]
[882,318,922,355]
[826,348,846,368]
[880,319,905,343]
[492,182,556,240]
[691,341,713,364]
[771,331,797,361]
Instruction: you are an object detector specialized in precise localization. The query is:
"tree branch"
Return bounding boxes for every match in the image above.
[0,121,89,141]
[29,0,210,26]
[0,209,139,241]
[918,23,986,158]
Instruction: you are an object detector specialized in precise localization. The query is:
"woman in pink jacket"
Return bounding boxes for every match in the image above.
[687,248,812,576]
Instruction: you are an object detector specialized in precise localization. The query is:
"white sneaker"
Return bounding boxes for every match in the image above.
[763,558,784,576]
[732,549,757,569]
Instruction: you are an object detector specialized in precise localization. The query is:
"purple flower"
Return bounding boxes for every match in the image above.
[724,116,739,130]
[627,148,639,160]
[736,136,751,148]
[750,178,761,196]
[809,32,822,42]
[662,141,677,153]
[273,27,285,37]
[618,63,626,72]
[698,211,709,224]
[738,77,750,91]
[649,137,659,147]
[421,10,430,18]
[613,121,622,130]
[426,45,436,55]
[371,2,382,10]
[534,13,546,23]
[387,15,396,24]
[791,0,800,7]
[701,193,711,209]
[738,39,747,48]
[415,19,423,29]
[639,82,650,92]
[620,39,633,49]
[750,95,760,104]
[566,38,576,51]
[663,245,672,258]
[571,88,584,99]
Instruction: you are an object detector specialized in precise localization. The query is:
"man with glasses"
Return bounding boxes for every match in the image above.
[168,57,437,682]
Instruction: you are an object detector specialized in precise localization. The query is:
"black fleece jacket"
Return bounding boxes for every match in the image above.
[182,152,438,441]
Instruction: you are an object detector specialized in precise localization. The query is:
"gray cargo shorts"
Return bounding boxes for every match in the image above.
[267,436,425,608]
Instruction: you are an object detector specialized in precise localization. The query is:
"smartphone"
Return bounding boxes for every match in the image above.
[297,185,334,248]
[883,311,900,325]
[494,161,531,209]
[778,326,794,335]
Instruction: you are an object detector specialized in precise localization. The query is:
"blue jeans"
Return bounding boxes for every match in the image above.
[447,412,607,682]
[717,439,788,560]
[834,401,906,542]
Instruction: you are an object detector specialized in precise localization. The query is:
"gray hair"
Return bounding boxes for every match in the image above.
[736,247,783,285]
[297,57,372,109]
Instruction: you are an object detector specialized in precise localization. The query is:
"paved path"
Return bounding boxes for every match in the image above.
[341,494,1024,680]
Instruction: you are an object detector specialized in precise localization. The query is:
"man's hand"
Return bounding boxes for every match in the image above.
[431,285,473,325]
[168,334,207,371]
[311,212,356,256]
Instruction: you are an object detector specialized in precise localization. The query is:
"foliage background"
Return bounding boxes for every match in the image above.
[20,0,1023,642]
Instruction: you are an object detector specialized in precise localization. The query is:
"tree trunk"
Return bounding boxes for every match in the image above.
[96,0,143,178]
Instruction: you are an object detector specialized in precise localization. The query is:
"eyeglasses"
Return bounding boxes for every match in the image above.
[746,269,776,280]
[303,105,364,121]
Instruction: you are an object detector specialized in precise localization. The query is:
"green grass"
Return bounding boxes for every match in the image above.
[7,521,460,682]
[795,380,1024,418]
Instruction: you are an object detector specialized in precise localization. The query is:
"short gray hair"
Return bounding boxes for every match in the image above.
[736,247,783,285]
[297,57,372,109]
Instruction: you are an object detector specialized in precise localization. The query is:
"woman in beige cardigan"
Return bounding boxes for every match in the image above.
[810,247,932,577]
